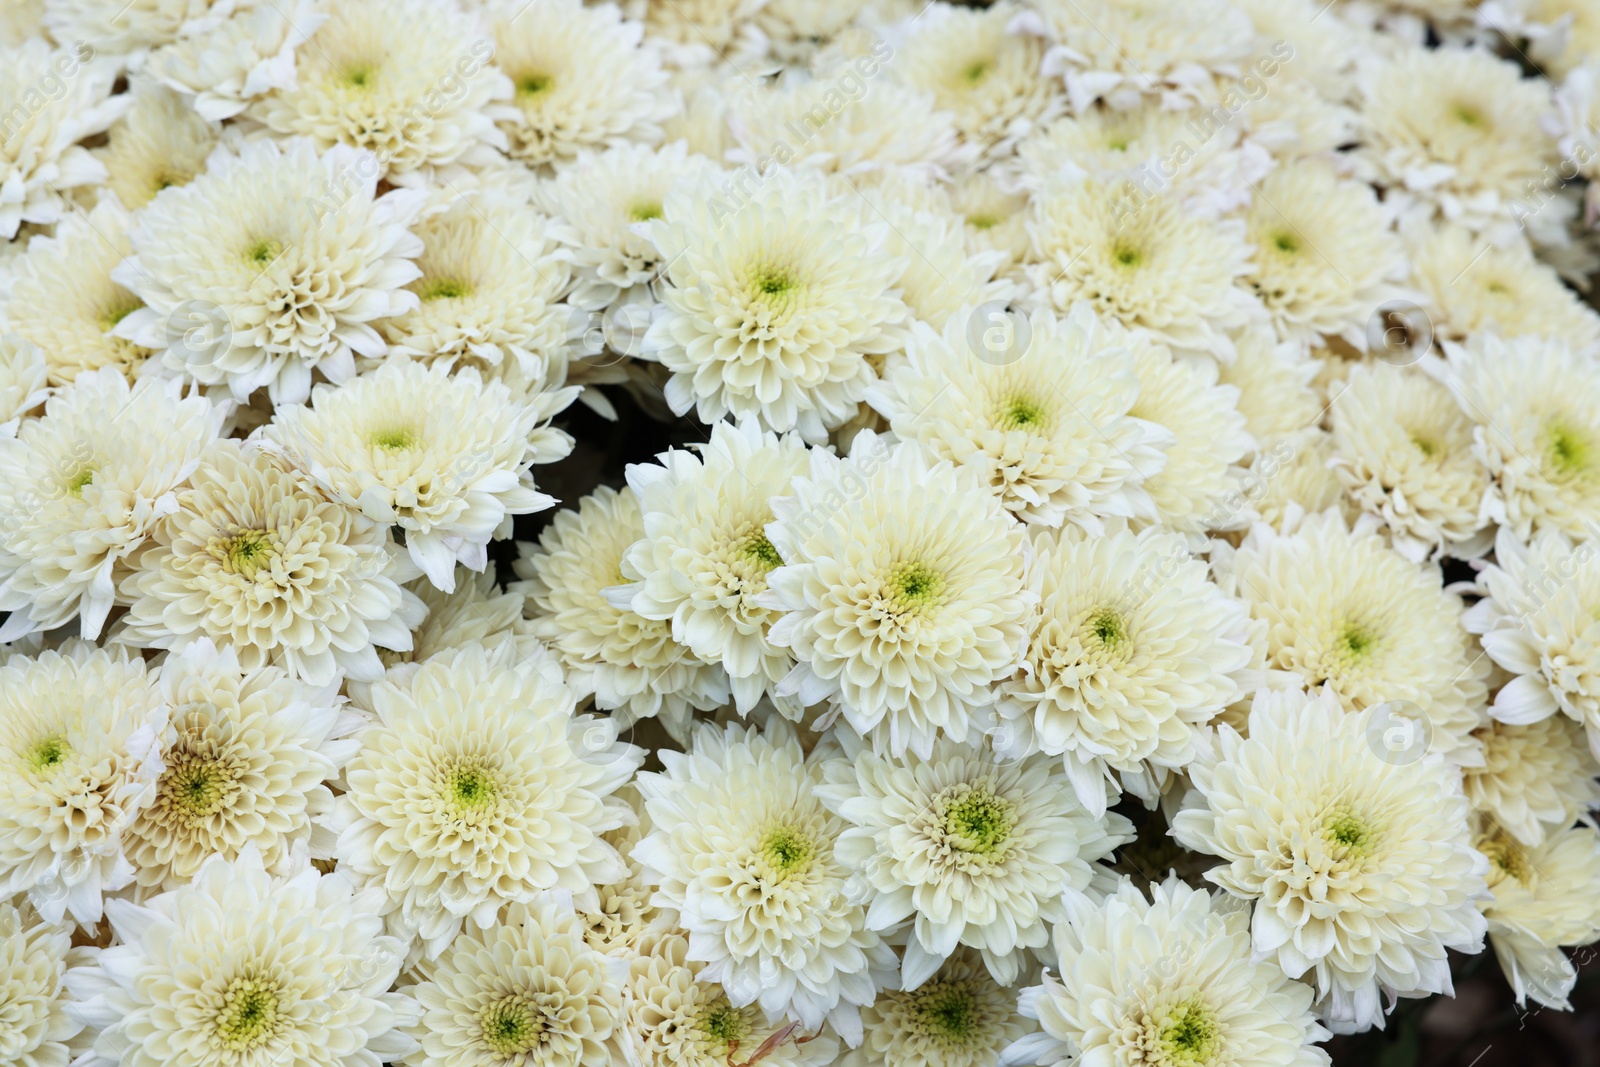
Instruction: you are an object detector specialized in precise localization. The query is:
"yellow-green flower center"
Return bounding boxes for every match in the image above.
[967,213,999,230]
[752,269,796,297]
[960,59,990,84]
[697,999,753,1049]
[942,787,1013,855]
[1156,999,1220,1066]
[887,561,946,613]
[1271,232,1300,254]
[1089,608,1126,646]
[244,238,282,267]
[218,529,277,579]
[346,67,374,88]
[1335,621,1376,662]
[420,278,472,301]
[914,982,979,1042]
[1480,834,1532,887]
[759,825,814,879]
[446,765,498,812]
[164,756,238,818]
[997,396,1046,431]
[517,73,552,97]
[628,201,663,222]
[28,735,68,771]
[1451,102,1485,127]
[479,995,544,1055]
[1322,807,1375,856]
[1545,419,1593,477]
[215,977,282,1051]
[370,427,417,451]
[741,532,783,571]
[101,302,140,332]
[66,467,95,496]
[1113,242,1143,268]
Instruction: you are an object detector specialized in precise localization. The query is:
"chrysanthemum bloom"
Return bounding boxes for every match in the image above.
[1359,47,1557,240]
[1172,691,1489,1033]
[633,720,895,1040]
[1232,0,1356,101]
[1216,328,1323,444]
[268,358,563,591]
[0,897,86,1067]
[762,433,1034,758]
[845,947,1033,1067]
[114,439,424,686]
[1405,223,1600,351]
[1436,333,1600,540]
[92,82,216,211]
[1014,104,1265,219]
[1463,718,1600,848]
[867,305,1167,531]
[514,485,729,740]
[123,640,352,892]
[0,370,224,641]
[1016,0,1258,111]
[0,643,167,926]
[643,167,911,442]
[1526,0,1600,76]
[151,0,326,120]
[0,334,47,436]
[581,784,660,958]
[625,927,840,1067]
[1463,525,1600,761]
[379,566,542,671]
[251,0,509,177]
[1009,878,1332,1066]
[115,138,427,405]
[378,188,575,379]
[1245,159,1408,350]
[0,39,123,238]
[727,76,970,179]
[1329,363,1491,561]
[889,3,1059,164]
[818,732,1129,987]
[64,847,418,1067]
[621,420,809,716]
[400,896,629,1067]
[950,173,1030,280]
[1026,177,1261,360]
[331,642,643,957]
[1210,510,1489,763]
[0,197,152,387]
[484,0,674,169]
[618,0,763,60]
[996,521,1254,812]
[1120,327,1254,533]
[533,141,719,312]
[855,198,1011,331]
[1252,429,1355,532]
[42,0,199,56]
[1234,72,1359,165]
[1476,821,1600,1010]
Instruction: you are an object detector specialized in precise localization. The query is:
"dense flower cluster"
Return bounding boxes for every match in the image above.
[2,2,1600,1067]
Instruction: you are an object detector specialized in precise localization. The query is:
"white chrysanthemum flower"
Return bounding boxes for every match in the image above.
[1232,0,1357,101]
[251,0,508,177]
[1463,718,1600,848]
[485,0,674,169]
[727,74,970,179]
[1026,178,1261,359]
[1019,0,1258,111]
[0,196,152,387]
[1010,877,1332,1067]
[533,141,719,311]
[1358,47,1557,239]
[0,643,167,926]
[0,370,224,641]
[1172,690,1489,1033]
[851,197,1010,331]
[0,897,84,1067]
[619,0,763,59]
[400,896,629,1067]
[580,784,660,958]
[0,334,47,436]
[42,0,200,55]
[115,138,426,405]
[93,82,217,211]
[514,484,729,740]
[633,720,895,1040]
[1437,332,1600,541]
[1246,159,1408,350]
[151,0,326,120]
[379,188,575,379]
[1237,72,1360,164]
[1463,525,1600,760]
[1329,362,1492,561]
[762,433,1034,759]
[1217,328,1323,444]
[622,420,810,716]
[1406,223,1600,350]
[643,167,910,441]
[267,359,560,591]
[331,642,643,957]
[1478,822,1600,1010]
[888,3,1059,164]
[1526,0,1600,77]
[0,40,124,239]
[996,521,1253,812]
[950,172,1030,279]
[1013,104,1266,219]
[866,304,1168,531]
[1253,429,1355,532]
[818,732,1129,987]
[625,927,840,1067]
[1210,510,1489,762]
[123,640,352,892]
[379,566,542,670]
[846,947,1033,1067]
[1122,329,1254,533]
[114,439,423,685]
[64,848,418,1067]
